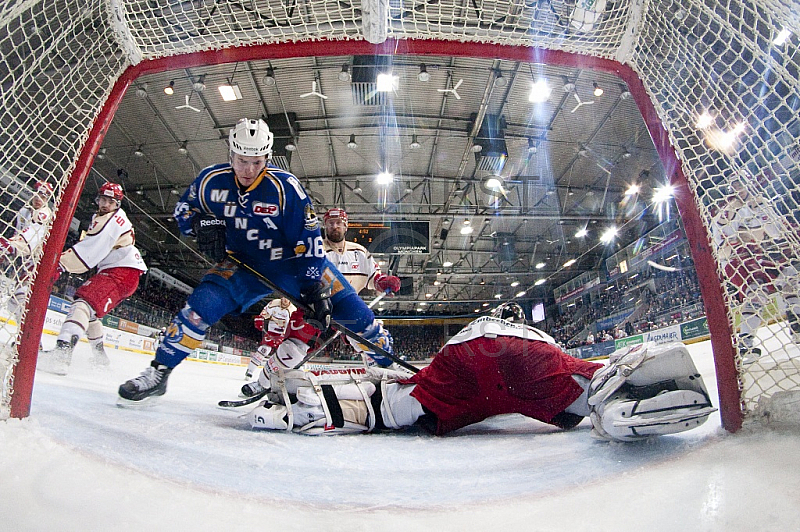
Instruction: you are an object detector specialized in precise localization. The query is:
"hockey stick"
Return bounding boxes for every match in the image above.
[292,289,389,369]
[225,253,419,374]
[218,389,268,408]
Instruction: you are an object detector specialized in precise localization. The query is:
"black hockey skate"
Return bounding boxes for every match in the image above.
[241,380,266,398]
[118,360,173,404]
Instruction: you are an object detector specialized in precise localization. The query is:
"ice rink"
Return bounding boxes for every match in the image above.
[1,336,799,531]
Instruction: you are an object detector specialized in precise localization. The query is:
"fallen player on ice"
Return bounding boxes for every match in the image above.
[245,303,717,442]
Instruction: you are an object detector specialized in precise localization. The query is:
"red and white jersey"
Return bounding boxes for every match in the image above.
[257,299,294,336]
[402,316,602,435]
[323,238,380,294]
[8,205,52,256]
[712,196,784,259]
[59,208,147,274]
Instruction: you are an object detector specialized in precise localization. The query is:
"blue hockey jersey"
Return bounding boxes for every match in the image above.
[174,163,326,289]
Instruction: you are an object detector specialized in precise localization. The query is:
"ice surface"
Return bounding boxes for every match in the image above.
[1,337,799,531]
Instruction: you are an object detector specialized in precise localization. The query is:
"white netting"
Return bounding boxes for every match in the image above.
[1,0,798,424]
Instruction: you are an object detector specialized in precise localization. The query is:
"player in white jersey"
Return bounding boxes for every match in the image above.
[0,181,54,324]
[322,208,401,295]
[37,182,148,375]
[245,297,295,379]
[711,172,800,363]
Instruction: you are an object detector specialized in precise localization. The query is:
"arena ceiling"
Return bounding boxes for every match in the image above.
[82,53,673,316]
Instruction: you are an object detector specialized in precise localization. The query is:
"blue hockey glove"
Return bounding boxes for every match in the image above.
[192,214,227,263]
[300,282,332,332]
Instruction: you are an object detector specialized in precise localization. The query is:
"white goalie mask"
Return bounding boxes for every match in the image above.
[490,302,526,323]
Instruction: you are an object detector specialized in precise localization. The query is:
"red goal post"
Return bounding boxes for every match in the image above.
[2,1,797,433]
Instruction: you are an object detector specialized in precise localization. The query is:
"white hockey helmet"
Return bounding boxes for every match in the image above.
[229,118,274,158]
[490,302,526,323]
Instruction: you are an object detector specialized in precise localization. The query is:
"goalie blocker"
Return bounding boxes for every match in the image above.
[248,313,716,441]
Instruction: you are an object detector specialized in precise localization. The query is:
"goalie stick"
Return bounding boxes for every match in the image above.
[217,291,390,409]
[225,253,418,373]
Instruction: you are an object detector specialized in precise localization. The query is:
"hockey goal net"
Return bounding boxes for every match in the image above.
[1,0,798,431]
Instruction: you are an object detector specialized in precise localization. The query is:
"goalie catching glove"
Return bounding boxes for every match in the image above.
[587,342,716,442]
[192,213,227,263]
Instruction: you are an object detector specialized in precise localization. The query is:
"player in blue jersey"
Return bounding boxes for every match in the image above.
[118,118,394,404]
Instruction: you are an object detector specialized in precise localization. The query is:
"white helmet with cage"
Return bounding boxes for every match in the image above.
[229,118,274,158]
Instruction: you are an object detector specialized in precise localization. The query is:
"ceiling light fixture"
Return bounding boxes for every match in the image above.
[178,141,188,155]
[192,75,206,92]
[563,258,577,267]
[494,70,507,88]
[136,83,148,99]
[285,138,297,152]
[625,183,640,195]
[528,137,538,154]
[528,79,552,103]
[535,262,546,269]
[600,227,618,243]
[376,72,398,92]
[471,143,483,153]
[134,145,144,157]
[96,147,107,159]
[593,82,604,97]
[410,134,421,149]
[376,171,393,185]
[773,28,791,46]
[338,64,351,82]
[418,64,430,82]
[352,180,362,194]
[562,76,576,93]
[263,67,276,86]
[347,134,358,149]
[534,279,546,286]
[218,83,242,101]
[164,81,175,95]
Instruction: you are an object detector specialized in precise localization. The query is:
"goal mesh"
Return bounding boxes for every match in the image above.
[1,0,798,429]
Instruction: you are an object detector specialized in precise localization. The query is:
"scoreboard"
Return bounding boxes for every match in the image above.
[346,221,430,255]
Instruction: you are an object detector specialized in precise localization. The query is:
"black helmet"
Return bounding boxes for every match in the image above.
[490,302,526,323]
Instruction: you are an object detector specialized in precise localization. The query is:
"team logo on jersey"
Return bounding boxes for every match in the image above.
[305,266,320,279]
[304,204,320,230]
[253,202,279,216]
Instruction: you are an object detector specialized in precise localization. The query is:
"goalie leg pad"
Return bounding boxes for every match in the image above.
[589,342,710,407]
[588,342,716,441]
[590,389,716,442]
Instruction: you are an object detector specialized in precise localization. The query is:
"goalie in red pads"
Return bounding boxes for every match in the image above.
[246,303,716,441]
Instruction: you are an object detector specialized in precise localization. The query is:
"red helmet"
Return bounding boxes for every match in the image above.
[323,208,348,224]
[35,181,54,198]
[97,182,124,202]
